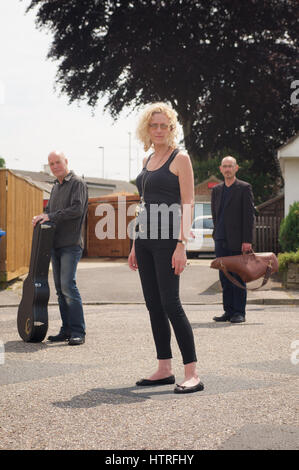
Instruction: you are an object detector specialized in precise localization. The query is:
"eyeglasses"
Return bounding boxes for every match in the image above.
[148,123,171,130]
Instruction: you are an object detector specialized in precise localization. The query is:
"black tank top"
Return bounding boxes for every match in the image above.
[135,149,181,239]
[136,148,181,206]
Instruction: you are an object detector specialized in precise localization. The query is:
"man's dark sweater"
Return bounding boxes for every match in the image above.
[214,183,234,240]
[45,171,88,248]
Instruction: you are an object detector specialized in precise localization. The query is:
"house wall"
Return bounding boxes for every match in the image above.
[278,134,299,216]
[284,158,299,215]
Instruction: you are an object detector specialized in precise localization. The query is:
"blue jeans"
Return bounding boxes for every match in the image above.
[215,240,247,318]
[51,245,85,337]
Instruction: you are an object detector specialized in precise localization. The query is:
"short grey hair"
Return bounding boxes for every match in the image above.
[221,155,237,166]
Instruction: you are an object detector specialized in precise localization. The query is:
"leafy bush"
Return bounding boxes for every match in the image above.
[278,250,299,272]
[279,201,299,252]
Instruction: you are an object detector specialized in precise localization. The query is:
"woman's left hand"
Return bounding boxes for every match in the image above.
[172,244,187,275]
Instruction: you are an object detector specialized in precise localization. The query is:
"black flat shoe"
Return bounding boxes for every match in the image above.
[213,313,231,322]
[174,381,204,394]
[68,336,85,345]
[230,315,246,323]
[48,332,70,342]
[136,375,175,386]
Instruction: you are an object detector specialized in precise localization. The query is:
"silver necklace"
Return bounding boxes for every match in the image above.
[139,171,150,210]
[136,147,172,217]
[140,147,171,203]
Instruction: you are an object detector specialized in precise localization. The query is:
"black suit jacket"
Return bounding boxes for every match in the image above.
[211,178,255,251]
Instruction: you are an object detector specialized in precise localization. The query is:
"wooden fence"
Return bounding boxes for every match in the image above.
[86,194,139,257]
[0,170,43,282]
[253,215,282,254]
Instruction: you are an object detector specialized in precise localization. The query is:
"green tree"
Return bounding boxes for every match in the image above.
[0,157,5,168]
[279,201,299,252]
[25,0,298,185]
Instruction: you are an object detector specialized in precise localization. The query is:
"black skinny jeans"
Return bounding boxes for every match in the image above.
[135,237,197,365]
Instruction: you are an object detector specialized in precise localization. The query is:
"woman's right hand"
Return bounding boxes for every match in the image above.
[128,247,138,271]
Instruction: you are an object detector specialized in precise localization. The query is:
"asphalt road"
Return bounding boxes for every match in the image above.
[0,301,298,451]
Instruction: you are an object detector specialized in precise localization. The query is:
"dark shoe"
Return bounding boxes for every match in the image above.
[213,313,231,322]
[230,315,246,323]
[136,375,175,386]
[68,336,85,346]
[174,381,204,394]
[48,332,70,342]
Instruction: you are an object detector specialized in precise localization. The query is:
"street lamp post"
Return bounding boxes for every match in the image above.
[98,146,104,178]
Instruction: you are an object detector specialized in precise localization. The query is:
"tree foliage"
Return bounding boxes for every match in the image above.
[26,0,298,193]
[0,157,5,168]
[279,201,299,252]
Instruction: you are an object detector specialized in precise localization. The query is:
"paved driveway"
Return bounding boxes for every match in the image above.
[0,303,298,450]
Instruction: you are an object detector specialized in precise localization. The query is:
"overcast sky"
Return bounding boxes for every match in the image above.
[0,0,148,181]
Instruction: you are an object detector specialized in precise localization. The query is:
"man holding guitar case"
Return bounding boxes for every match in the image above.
[211,156,255,323]
[33,151,88,345]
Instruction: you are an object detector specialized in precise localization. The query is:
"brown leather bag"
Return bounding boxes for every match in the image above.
[210,251,279,290]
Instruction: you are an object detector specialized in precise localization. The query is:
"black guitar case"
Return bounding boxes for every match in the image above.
[17,222,55,342]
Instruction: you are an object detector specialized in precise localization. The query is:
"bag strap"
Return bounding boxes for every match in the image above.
[219,260,273,291]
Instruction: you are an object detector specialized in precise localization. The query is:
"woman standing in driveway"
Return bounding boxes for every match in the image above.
[128,102,203,394]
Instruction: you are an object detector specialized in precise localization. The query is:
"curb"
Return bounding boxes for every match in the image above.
[1,299,299,308]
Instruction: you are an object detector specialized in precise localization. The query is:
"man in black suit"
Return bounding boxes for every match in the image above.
[211,156,255,323]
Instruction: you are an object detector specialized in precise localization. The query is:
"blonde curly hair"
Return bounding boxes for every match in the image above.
[136,102,179,152]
